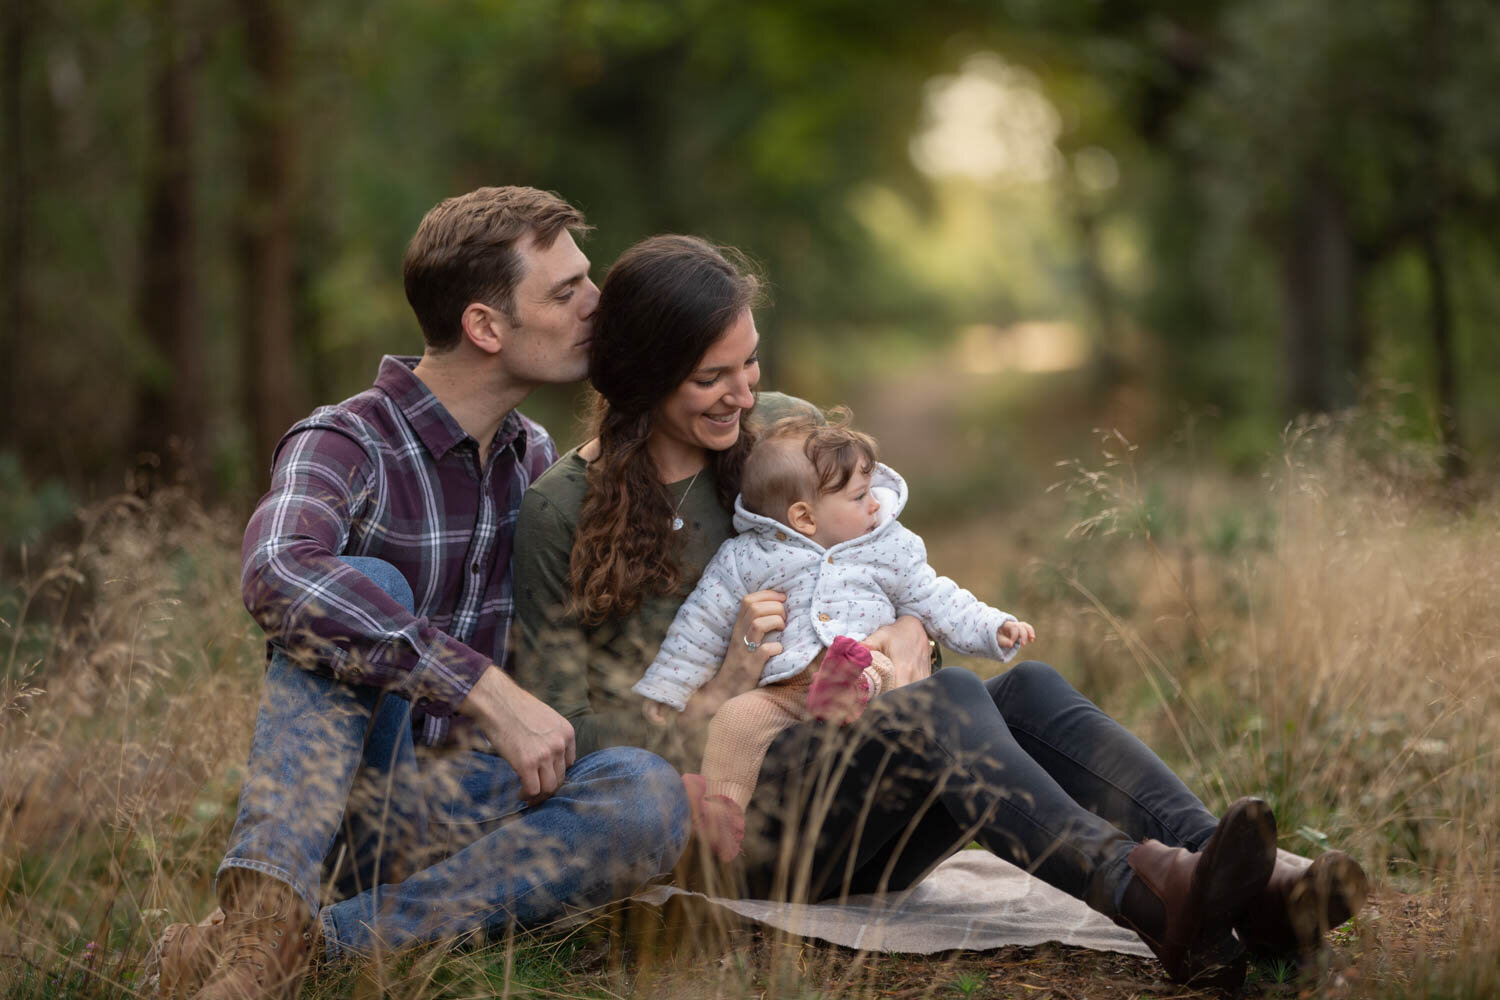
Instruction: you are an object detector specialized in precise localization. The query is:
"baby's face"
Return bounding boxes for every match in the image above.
[808,466,881,547]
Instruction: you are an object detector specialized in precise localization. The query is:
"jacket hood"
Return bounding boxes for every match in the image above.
[732,461,908,548]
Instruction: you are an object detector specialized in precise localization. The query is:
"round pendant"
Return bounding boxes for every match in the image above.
[672,516,685,531]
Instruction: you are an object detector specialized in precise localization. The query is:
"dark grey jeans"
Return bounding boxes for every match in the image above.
[742,662,1220,911]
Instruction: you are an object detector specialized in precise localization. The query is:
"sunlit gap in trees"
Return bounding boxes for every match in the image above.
[866,52,1122,378]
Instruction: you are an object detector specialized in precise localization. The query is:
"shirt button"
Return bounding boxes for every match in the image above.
[471,561,481,574]
[818,612,831,622]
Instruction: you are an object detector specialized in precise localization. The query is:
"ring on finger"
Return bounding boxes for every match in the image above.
[743,634,760,652]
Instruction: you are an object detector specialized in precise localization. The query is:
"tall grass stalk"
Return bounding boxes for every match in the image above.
[3,407,1497,997]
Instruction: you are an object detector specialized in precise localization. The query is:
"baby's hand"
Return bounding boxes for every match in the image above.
[642,700,673,726]
[997,620,1036,651]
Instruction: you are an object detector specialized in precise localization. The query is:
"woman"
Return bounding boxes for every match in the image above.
[512,235,1366,990]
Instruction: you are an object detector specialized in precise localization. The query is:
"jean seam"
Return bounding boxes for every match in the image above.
[217,857,319,920]
[319,907,339,961]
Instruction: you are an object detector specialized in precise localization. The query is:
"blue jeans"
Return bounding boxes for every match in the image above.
[219,558,690,960]
[745,663,1221,909]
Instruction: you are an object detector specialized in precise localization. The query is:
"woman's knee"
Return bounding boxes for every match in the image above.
[987,660,1075,715]
[884,667,995,733]
[926,664,990,706]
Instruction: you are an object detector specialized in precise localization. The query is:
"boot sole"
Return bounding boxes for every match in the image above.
[1181,797,1278,988]
[1282,850,1369,953]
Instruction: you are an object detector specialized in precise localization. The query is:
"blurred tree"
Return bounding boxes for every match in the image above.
[1167,0,1500,474]
[1,0,27,451]
[236,0,300,488]
[8,0,1499,510]
[134,0,206,491]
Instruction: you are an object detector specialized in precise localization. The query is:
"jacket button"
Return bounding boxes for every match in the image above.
[827,555,835,564]
[775,531,787,541]
[818,612,831,622]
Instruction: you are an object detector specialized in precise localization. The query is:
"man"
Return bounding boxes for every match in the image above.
[147,187,690,1000]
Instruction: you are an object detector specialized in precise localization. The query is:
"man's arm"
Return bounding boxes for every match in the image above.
[460,665,575,802]
[241,424,493,719]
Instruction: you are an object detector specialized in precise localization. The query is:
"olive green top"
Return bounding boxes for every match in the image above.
[512,392,815,768]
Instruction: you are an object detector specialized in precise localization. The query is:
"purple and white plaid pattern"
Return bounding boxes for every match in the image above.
[241,355,558,745]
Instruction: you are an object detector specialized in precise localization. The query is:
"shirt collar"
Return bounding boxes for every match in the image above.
[374,355,526,462]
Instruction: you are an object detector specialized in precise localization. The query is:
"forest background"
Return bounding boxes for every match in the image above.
[5,0,1499,514]
[3,0,1500,997]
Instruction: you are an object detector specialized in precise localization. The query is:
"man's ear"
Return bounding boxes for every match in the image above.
[460,302,507,356]
[787,501,817,538]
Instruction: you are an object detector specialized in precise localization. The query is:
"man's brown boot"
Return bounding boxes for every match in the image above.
[1112,797,1278,992]
[144,907,226,999]
[1234,849,1368,957]
[193,871,319,1000]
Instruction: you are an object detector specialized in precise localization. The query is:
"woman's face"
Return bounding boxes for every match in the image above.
[651,308,761,466]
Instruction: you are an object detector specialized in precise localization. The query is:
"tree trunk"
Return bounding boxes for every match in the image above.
[134,0,204,492]
[238,0,299,487]
[1069,195,1126,388]
[1,0,27,451]
[1278,171,1357,416]
[1420,225,1465,480]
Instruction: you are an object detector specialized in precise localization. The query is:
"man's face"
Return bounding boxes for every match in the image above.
[502,230,598,385]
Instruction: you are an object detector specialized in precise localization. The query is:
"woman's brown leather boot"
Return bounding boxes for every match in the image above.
[1234,849,1368,957]
[1113,797,1278,992]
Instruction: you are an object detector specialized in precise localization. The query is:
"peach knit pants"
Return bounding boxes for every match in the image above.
[700,649,896,808]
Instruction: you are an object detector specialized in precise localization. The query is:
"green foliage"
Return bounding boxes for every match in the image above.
[0,453,74,555]
[12,0,1500,501]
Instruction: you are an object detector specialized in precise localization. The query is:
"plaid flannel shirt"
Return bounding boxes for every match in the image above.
[241,355,558,745]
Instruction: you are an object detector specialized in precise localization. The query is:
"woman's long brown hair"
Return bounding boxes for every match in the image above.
[569,235,762,624]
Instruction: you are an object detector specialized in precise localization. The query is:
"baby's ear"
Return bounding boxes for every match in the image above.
[787,501,817,538]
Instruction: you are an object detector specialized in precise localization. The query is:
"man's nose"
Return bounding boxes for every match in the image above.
[579,278,601,318]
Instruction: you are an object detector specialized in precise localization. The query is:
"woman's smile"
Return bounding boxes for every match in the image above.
[649,309,761,474]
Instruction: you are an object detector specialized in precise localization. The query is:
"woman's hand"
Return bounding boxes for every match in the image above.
[863,615,931,688]
[681,589,786,726]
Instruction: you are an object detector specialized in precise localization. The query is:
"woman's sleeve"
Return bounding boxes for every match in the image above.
[513,486,685,762]
[511,489,609,756]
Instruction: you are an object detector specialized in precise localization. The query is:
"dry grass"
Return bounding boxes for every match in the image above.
[2,410,1497,998]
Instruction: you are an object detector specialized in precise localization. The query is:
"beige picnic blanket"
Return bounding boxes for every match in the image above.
[631,850,1153,957]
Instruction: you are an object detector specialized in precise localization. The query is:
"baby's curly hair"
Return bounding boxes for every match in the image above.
[742,407,878,523]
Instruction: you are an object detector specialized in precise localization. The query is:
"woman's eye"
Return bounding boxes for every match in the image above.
[745,355,759,368]
[694,376,719,388]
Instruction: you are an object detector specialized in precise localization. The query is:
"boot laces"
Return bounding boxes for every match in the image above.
[220,907,304,981]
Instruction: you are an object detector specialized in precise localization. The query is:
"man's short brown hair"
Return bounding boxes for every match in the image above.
[402,186,590,351]
[742,408,879,522]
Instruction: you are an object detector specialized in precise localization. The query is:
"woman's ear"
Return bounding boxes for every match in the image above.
[461,302,506,356]
[787,500,817,538]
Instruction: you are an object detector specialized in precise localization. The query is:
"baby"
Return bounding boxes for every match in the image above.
[635,412,1035,836]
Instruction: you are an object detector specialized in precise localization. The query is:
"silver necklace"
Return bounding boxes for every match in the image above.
[670,469,702,531]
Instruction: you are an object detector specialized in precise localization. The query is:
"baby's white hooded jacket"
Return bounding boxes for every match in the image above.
[634,462,1019,710]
